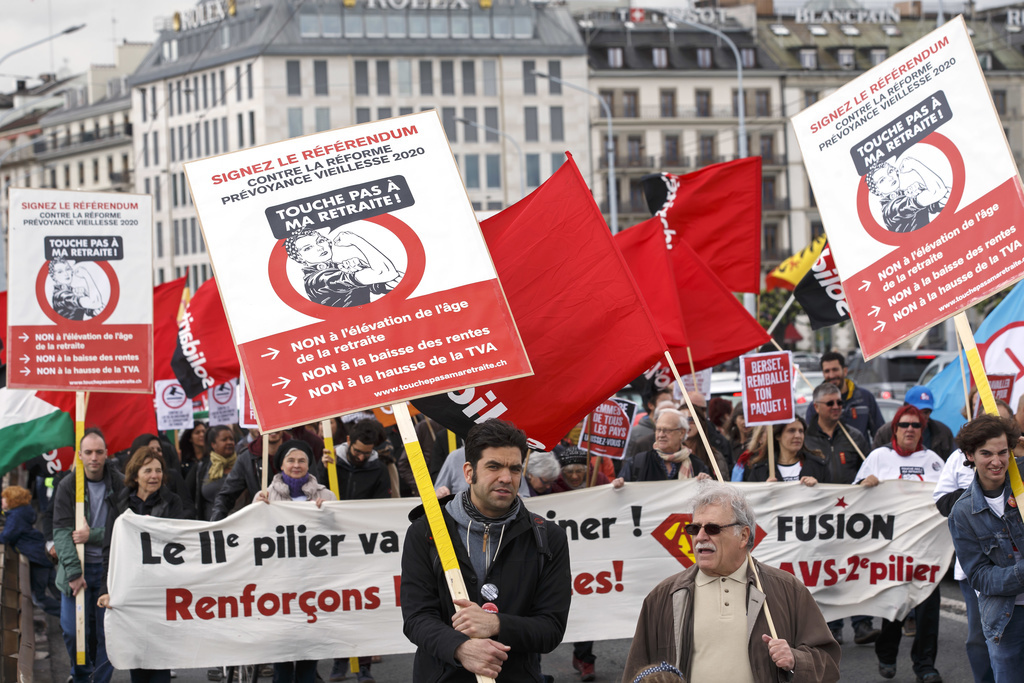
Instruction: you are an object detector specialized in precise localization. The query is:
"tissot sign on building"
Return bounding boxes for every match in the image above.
[793,17,1024,358]
[6,188,153,393]
[184,111,531,431]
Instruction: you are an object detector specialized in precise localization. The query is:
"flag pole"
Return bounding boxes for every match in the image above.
[770,338,866,461]
[320,419,341,498]
[663,351,779,639]
[392,402,495,683]
[767,428,776,480]
[953,312,1024,511]
[684,347,699,391]
[955,333,971,421]
[766,293,796,337]
[74,391,87,665]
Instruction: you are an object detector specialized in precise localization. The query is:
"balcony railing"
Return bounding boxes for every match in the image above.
[594,105,786,120]
[598,155,656,169]
[35,123,132,158]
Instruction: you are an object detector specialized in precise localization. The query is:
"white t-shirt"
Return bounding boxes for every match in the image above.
[933,450,974,580]
[854,446,944,484]
[777,463,802,482]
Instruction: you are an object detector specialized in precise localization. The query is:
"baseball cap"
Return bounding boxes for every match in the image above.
[905,385,934,411]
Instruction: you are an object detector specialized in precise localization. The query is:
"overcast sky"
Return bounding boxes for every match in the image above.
[0,0,1012,94]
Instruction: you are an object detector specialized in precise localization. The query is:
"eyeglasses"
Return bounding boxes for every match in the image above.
[655,427,684,435]
[897,421,922,429]
[683,522,742,536]
[816,400,842,407]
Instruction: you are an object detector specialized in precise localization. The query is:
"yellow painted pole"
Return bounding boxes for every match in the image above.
[392,402,494,683]
[74,391,86,665]
[320,419,340,499]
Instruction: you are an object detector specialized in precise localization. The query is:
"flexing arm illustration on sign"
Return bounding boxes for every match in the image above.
[48,258,106,321]
[866,153,951,234]
[283,227,402,308]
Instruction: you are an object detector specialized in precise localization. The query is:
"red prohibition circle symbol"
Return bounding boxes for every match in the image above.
[268,214,426,320]
[162,384,188,409]
[35,261,119,325]
[856,132,966,247]
[212,383,235,405]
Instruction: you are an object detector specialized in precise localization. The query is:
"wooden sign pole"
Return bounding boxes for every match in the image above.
[320,419,341,499]
[74,391,86,665]
[392,402,494,683]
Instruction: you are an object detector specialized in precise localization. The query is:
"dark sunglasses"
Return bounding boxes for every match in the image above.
[817,399,842,407]
[684,522,742,536]
[897,421,922,429]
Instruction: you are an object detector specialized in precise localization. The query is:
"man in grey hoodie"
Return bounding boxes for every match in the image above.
[401,419,572,682]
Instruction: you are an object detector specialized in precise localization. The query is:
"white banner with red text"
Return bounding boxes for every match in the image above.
[105,480,951,668]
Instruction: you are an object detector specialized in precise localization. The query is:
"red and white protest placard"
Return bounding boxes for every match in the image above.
[238,375,259,429]
[155,379,194,431]
[740,351,794,426]
[184,111,531,431]
[578,398,638,459]
[6,188,153,392]
[207,379,238,426]
[792,17,1024,359]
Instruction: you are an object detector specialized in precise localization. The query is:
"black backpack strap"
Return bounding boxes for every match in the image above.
[530,513,552,575]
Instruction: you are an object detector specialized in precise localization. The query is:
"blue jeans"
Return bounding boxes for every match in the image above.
[961,579,995,683]
[60,562,111,683]
[988,605,1024,683]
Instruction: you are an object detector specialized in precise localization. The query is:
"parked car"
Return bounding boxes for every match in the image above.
[877,398,903,425]
[847,350,951,401]
[917,351,960,387]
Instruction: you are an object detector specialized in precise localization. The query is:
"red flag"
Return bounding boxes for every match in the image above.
[643,157,762,294]
[618,218,769,372]
[172,278,240,398]
[413,155,667,449]
[154,277,188,380]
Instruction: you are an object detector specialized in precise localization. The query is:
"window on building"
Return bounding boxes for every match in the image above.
[800,49,818,70]
[524,107,539,142]
[314,60,329,95]
[551,152,564,172]
[622,91,638,118]
[186,126,193,159]
[168,83,175,116]
[652,48,668,69]
[345,13,364,37]
[627,135,643,165]
[173,220,180,255]
[408,14,427,37]
[760,135,774,162]
[483,60,497,96]
[419,61,433,95]
[608,48,623,68]
[202,74,209,108]
[837,49,855,70]
[300,6,320,36]
[386,14,405,37]
[486,201,502,211]
[698,134,715,165]
[397,60,412,96]
[663,135,680,165]
[547,60,561,94]
[155,222,163,258]
[697,48,713,68]
[764,222,780,256]
[804,90,819,107]
[696,90,711,117]
[237,113,244,148]
[378,107,392,119]
[154,177,161,211]
[355,61,369,95]
[660,90,676,118]
[142,135,149,167]
[550,106,564,142]
[219,69,226,104]
[457,107,476,142]
[140,88,148,123]
[762,176,777,209]
[365,14,385,38]
[221,117,228,152]
[979,52,993,70]
[451,14,469,38]
[870,48,887,66]
[462,61,476,95]
[741,48,757,68]
[442,107,457,141]
[464,154,480,188]
[755,90,770,117]
[522,60,536,94]
[430,14,448,37]
[599,90,614,117]
[315,107,331,132]
[356,107,371,124]
[287,60,301,95]
[486,154,501,188]
[526,154,541,187]
[993,89,1008,115]
[471,14,489,38]
[441,60,455,95]
[374,60,389,96]
[484,107,499,142]
[248,111,256,146]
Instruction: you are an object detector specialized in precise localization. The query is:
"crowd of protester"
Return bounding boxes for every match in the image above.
[4,348,1024,683]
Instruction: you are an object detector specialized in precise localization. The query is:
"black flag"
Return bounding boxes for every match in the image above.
[793,240,851,330]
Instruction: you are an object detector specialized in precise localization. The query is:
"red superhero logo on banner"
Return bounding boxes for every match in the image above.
[653,513,767,568]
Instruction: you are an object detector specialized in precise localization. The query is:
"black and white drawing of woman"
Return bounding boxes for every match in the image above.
[48,258,106,321]
[865,153,952,234]
[284,227,402,308]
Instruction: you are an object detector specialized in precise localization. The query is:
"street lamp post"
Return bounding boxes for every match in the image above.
[533,70,618,232]
[455,116,526,201]
[0,24,86,70]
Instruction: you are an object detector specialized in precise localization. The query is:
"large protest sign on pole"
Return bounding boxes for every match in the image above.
[740,351,795,426]
[792,17,1024,359]
[183,111,531,432]
[105,480,951,669]
[155,379,193,431]
[578,398,637,459]
[6,188,154,392]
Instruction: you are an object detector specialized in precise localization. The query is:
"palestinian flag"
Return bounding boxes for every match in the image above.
[0,378,74,477]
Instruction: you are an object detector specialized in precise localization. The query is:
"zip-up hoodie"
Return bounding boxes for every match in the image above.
[445,491,519,585]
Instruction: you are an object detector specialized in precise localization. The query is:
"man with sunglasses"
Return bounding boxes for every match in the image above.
[805,351,885,440]
[856,405,945,682]
[623,481,840,682]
